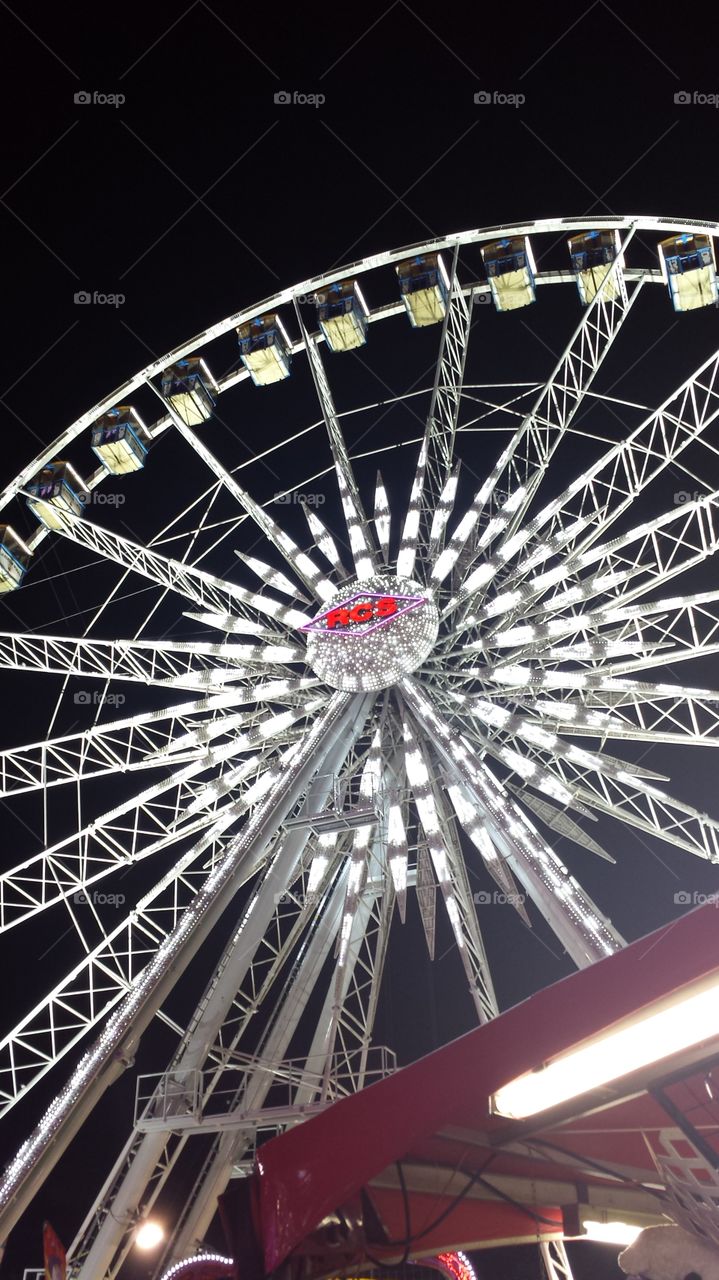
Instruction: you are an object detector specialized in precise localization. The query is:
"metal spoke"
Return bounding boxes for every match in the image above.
[151,385,336,602]
[0,632,304,688]
[432,235,641,589]
[0,715,317,931]
[503,346,719,583]
[397,248,473,579]
[400,679,624,965]
[401,711,498,1021]
[23,501,265,620]
[295,308,377,579]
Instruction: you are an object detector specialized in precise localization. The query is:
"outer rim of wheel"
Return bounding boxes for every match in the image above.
[1,213,715,519]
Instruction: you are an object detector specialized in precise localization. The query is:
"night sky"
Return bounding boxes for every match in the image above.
[2,4,719,1280]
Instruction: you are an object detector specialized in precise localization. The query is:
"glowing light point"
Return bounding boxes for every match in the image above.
[135,1220,165,1251]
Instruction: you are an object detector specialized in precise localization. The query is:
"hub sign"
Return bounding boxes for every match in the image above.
[302,576,439,692]
[302,590,426,638]
[325,596,398,630]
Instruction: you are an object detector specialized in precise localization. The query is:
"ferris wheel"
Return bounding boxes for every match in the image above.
[1,215,719,1280]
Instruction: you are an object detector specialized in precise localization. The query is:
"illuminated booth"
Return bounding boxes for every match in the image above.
[659,233,718,312]
[0,525,32,593]
[237,314,292,386]
[91,405,150,475]
[26,461,86,529]
[317,279,370,353]
[161,357,219,424]
[481,237,536,312]
[396,253,451,328]
[568,229,622,304]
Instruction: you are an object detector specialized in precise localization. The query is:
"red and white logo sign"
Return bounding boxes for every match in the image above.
[302,591,426,637]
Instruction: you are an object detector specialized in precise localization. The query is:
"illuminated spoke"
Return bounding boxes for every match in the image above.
[398,253,472,579]
[297,312,376,578]
[154,396,336,601]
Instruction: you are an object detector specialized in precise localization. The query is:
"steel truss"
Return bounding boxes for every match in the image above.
[540,1240,576,1280]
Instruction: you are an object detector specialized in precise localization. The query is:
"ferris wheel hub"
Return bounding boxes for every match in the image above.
[302,575,439,691]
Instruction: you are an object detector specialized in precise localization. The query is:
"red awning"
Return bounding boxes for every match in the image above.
[233,904,719,1278]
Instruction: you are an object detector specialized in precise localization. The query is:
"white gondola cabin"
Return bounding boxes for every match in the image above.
[396,253,450,327]
[0,525,32,593]
[237,314,292,385]
[568,230,622,304]
[91,406,149,475]
[317,280,370,353]
[659,234,718,312]
[161,358,218,424]
[26,461,86,530]
[482,237,537,312]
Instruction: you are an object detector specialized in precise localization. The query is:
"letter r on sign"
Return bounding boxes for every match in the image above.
[325,608,350,629]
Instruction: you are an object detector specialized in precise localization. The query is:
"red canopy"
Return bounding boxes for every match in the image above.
[225,904,719,1279]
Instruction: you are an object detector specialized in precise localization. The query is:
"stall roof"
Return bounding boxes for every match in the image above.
[233,905,719,1278]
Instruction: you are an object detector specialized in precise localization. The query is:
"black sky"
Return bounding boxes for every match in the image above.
[2,4,719,1280]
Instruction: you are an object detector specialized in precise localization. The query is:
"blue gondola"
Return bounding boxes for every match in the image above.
[568,230,622,304]
[317,280,370,352]
[0,525,32,593]
[396,253,450,327]
[26,461,86,530]
[659,234,718,312]
[482,237,536,311]
[161,357,218,424]
[237,314,292,385]
[91,406,149,474]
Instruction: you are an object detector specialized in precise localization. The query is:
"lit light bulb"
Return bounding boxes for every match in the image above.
[135,1220,165,1250]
